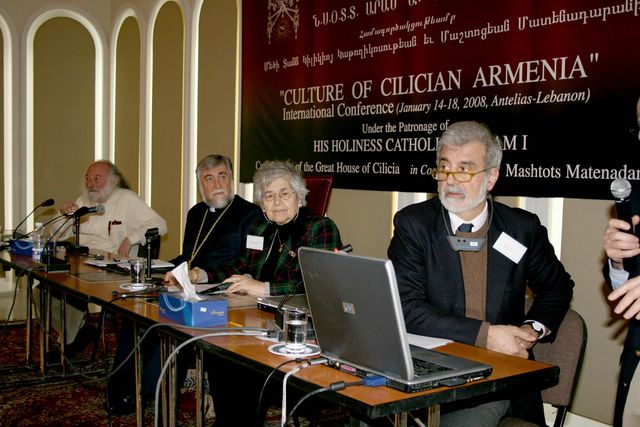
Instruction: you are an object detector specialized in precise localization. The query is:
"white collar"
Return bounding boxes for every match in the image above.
[448,202,489,233]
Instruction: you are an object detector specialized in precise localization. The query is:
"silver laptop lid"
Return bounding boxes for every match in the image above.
[298,247,415,380]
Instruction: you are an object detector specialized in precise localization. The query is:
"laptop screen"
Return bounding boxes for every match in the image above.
[299,247,415,380]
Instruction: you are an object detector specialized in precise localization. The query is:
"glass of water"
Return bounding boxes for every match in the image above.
[283,307,308,354]
[128,258,147,285]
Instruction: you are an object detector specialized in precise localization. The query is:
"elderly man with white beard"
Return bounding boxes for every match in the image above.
[50,160,167,359]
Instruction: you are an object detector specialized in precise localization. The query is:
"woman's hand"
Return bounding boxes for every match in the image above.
[223,274,267,297]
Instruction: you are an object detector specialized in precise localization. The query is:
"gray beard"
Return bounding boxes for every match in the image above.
[440,176,489,214]
[206,195,233,210]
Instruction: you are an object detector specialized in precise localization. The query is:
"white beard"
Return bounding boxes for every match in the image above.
[439,175,489,214]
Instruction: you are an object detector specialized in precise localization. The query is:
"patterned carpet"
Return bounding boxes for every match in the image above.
[0,314,349,426]
[0,314,208,426]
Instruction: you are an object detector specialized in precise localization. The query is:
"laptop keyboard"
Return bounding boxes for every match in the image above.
[412,357,453,377]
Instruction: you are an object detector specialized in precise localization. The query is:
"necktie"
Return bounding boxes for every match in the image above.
[458,223,473,232]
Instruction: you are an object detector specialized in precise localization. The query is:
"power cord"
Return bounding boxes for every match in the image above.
[256,358,305,426]
[280,357,329,427]
[104,317,270,422]
[285,374,387,426]
[153,329,269,427]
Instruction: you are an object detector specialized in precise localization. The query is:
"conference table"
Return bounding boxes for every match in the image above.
[0,249,560,427]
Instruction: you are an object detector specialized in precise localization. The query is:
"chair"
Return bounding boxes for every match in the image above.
[498,305,587,427]
[304,175,333,217]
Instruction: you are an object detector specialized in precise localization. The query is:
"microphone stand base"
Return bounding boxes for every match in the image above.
[66,245,89,255]
[41,253,71,272]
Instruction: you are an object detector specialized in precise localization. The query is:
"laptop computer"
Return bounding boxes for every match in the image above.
[298,247,492,393]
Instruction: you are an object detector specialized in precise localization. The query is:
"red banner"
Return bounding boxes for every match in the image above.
[241,0,640,198]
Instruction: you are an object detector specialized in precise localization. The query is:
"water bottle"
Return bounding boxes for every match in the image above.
[32,222,44,261]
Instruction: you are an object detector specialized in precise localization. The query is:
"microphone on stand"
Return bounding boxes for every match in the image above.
[611,179,638,277]
[72,204,105,218]
[144,227,160,279]
[13,213,67,241]
[66,205,105,255]
[12,198,55,239]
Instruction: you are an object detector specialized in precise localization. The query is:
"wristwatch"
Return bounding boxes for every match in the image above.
[524,320,547,338]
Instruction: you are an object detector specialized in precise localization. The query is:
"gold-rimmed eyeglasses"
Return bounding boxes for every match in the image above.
[431,168,488,183]
[262,190,295,203]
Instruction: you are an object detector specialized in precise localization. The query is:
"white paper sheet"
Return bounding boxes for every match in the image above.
[406,333,452,349]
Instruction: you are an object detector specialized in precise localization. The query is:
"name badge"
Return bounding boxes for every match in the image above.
[493,232,527,264]
[246,235,264,251]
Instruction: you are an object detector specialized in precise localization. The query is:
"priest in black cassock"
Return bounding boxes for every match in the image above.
[166,154,260,281]
[106,154,259,415]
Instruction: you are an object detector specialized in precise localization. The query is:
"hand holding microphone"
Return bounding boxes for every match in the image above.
[60,202,79,215]
[608,179,640,275]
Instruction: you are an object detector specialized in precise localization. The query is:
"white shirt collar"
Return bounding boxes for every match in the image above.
[448,202,489,233]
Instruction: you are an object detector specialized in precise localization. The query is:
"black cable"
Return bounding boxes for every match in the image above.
[255,358,304,426]
[99,308,115,427]
[287,380,363,423]
[287,387,331,422]
[275,280,303,312]
[0,265,30,337]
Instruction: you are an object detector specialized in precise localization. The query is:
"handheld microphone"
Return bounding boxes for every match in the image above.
[12,198,55,239]
[72,204,105,218]
[610,178,638,276]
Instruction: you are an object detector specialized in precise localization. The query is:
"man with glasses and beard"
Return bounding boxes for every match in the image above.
[51,160,167,359]
[388,121,574,426]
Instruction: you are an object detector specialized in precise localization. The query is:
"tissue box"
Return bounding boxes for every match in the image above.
[159,293,228,327]
[9,239,33,255]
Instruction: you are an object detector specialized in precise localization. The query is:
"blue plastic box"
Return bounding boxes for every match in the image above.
[9,239,33,255]
[158,293,227,327]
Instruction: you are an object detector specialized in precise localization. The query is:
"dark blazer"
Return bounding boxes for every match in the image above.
[169,195,260,270]
[603,180,640,427]
[388,198,574,345]
[388,198,573,423]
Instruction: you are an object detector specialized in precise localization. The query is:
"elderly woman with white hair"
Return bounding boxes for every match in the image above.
[199,159,343,296]
[201,160,343,426]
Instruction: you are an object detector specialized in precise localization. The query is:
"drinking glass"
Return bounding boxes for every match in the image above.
[283,307,308,354]
[128,258,147,285]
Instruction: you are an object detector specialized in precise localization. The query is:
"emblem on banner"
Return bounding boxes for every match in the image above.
[267,0,300,44]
